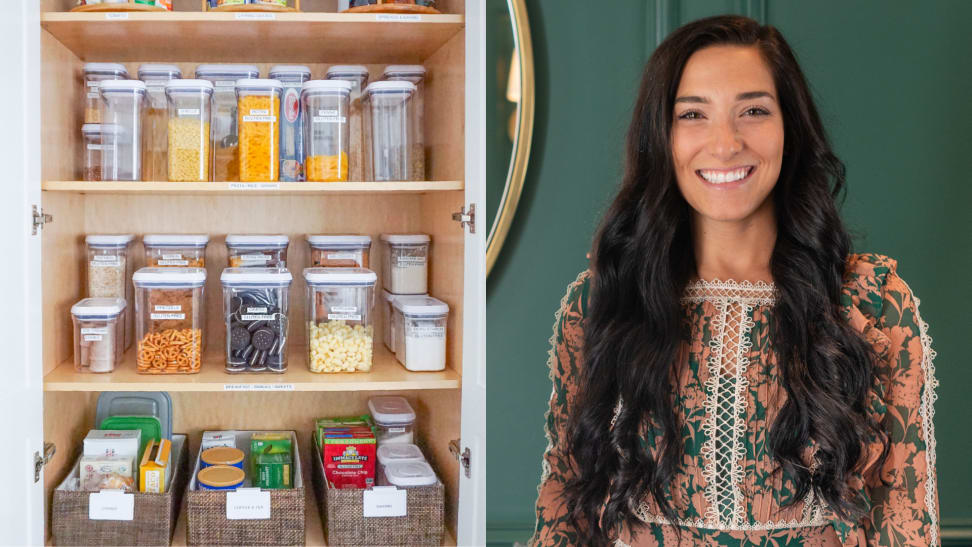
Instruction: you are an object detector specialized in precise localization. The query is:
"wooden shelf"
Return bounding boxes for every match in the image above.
[40,11,465,63]
[42,180,464,195]
[44,343,460,392]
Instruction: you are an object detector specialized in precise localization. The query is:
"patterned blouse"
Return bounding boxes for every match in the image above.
[531,254,940,546]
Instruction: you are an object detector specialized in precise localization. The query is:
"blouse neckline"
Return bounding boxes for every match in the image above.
[682,278,778,304]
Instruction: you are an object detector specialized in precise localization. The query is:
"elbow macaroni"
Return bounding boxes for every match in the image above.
[308,320,374,373]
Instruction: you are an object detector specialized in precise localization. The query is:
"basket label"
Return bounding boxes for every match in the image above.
[226,488,271,519]
[89,490,134,521]
[363,486,407,517]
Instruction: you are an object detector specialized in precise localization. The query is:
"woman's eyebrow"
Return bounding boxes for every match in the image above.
[674,91,776,104]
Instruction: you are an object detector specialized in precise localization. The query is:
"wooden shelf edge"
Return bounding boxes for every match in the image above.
[41,180,464,195]
[41,11,464,24]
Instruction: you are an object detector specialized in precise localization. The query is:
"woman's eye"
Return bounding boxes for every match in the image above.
[678,111,702,120]
[745,107,770,116]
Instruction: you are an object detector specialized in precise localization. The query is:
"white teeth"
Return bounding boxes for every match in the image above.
[699,167,751,184]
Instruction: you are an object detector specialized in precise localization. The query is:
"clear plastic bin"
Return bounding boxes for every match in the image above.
[81,124,118,182]
[325,65,369,181]
[221,268,293,373]
[301,80,351,182]
[380,233,430,294]
[139,64,183,181]
[385,461,437,488]
[83,63,129,124]
[165,79,214,182]
[71,297,126,374]
[307,235,370,268]
[367,396,415,445]
[363,81,416,181]
[85,234,135,349]
[304,268,376,373]
[376,443,425,486]
[236,79,283,182]
[394,295,448,371]
[268,65,311,182]
[225,234,289,268]
[133,267,206,375]
[194,64,260,182]
[143,234,209,267]
[100,80,147,181]
[382,65,426,180]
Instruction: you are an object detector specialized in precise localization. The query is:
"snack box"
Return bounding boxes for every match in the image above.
[79,455,136,492]
[320,427,376,489]
[139,438,172,494]
[83,429,141,460]
[201,430,237,450]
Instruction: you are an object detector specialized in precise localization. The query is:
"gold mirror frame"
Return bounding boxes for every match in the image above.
[486,0,535,276]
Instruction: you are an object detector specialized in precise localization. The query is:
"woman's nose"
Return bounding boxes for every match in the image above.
[710,118,743,159]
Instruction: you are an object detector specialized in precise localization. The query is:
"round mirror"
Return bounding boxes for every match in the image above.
[486,0,534,276]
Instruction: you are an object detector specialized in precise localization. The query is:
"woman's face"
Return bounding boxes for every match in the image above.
[671,45,784,223]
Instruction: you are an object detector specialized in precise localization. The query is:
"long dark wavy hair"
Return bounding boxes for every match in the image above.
[562,15,890,544]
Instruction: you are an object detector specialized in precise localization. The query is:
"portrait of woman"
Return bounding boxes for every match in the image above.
[530,15,939,546]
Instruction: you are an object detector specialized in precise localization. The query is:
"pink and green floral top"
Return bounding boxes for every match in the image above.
[532,253,940,546]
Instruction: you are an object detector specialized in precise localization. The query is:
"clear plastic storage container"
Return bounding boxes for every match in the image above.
[307,235,371,268]
[325,65,369,181]
[237,79,283,182]
[194,64,260,181]
[71,297,126,373]
[380,233,430,294]
[83,63,129,124]
[221,268,293,373]
[100,80,147,181]
[268,65,311,182]
[225,234,289,268]
[363,81,416,181]
[301,80,351,182]
[382,65,426,180]
[304,267,377,373]
[376,443,425,486]
[143,234,209,267]
[165,79,214,182]
[133,267,206,375]
[385,461,437,488]
[367,396,415,445]
[394,295,448,371]
[81,124,118,181]
[139,64,183,181]
[85,234,135,349]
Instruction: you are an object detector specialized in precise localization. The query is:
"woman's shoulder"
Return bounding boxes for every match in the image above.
[558,269,593,318]
[841,252,923,336]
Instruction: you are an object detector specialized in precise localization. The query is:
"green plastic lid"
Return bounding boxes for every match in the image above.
[99,415,162,457]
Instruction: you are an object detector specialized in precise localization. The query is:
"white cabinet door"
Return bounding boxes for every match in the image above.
[0,0,45,543]
[457,2,486,545]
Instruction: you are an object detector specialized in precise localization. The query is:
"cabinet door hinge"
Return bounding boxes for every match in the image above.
[451,203,475,234]
[34,443,56,483]
[32,205,52,235]
[449,439,471,478]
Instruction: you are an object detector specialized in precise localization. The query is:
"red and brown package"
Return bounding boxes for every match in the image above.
[321,427,376,489]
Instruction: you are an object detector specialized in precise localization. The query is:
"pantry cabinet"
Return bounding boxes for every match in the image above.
[0,1,485,545]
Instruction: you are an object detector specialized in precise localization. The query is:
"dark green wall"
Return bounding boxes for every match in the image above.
[486,1,972,544]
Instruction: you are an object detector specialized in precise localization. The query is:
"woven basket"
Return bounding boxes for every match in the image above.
[52,434,190,546]
[311,437,444,545]
[185,431,305,546]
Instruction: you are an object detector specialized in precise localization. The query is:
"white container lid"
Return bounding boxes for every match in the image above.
[100,80,147,93]
[383,65,426,77]
[195,64,260,79]
[365,81,416,95]
[86,234,135,247]
[396,295,449,317]
[84,63,129,77]
[380,233,430,245]
[133,267,206,287]
[221,267,293,287]
[301,80,352,94]
[385,461,436,487]
[326,65,369,77]
[307,235,372,248]
[368,396,415,425]
[143,234,210,247]
[92,123,123,136]
[138,64,182,80]
[81,123,103,135]
[225,234,289,248]
[71,297,127,319]
[236,78,283,91]
[268,65,312,79]
[303,267,377,286]
[165,79,215,93]
[377,443,425,466]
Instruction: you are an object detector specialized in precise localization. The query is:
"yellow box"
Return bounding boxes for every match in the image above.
[139,439,172,494]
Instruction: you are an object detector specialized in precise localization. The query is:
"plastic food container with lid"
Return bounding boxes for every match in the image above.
[165,79,214,182]
[307,235,371,268]
[382,65,426,180]
[225,234,289,268]
[197,465,245,491]
[301,80,351,182]
[86,234,136,349]
[326,65,370,181]
[385,461,437,488]
[139,64,183,182]
[133,267,206,375]
[143,234,209,267]
[367,396,416,445]
[71,297,126,373]
[393,295,448,371]
[363,81,416,181]
[380,233,430,294]
[376,443,425,486]
[304,268,377,373]
[200,447,244,469]
[221,268,293,373]
[268,65,312,182]
[81,123,118,182]
[83,62,129,124]
[194,64,260,181]
[100,80,147,181]
[236,79,283,182]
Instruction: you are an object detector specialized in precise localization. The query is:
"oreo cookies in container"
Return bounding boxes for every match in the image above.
[221,268,293,373]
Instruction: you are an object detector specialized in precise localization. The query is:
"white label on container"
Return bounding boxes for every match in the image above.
[87,81,100,88]
[409,326,445,338]
[81,327,109,335]
[147,85,165,93]
[317,109,339,117]
[105,13,129,20]
[249,109,270,116]
[396,256,427,266]
[150,313,185,320]
[328,313,362,321]
[87,144,105,151]
[363,487,407,518]
[241,254,270,262]
[93,255,119,262]
[241,314,275,321]
[387,427,406,433]
[226,488,271,520]
[313,115,347,124]
[375,13,421,22]
[178,108,201,116]
[89,490,134,521]
[162,253,183,260]
[247,307,268,314]
[327,252,357,260]
[235,12,276,20]
[84,334,104,342]
[87,92,100,99]
[331,306,358,313]
[228,182,280,190]
[91,260,121,267]
[224,383,295,391]
[155,305,182,312]
[243,115,276,123]
[157,259,189,266]
[215,80,236,88]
